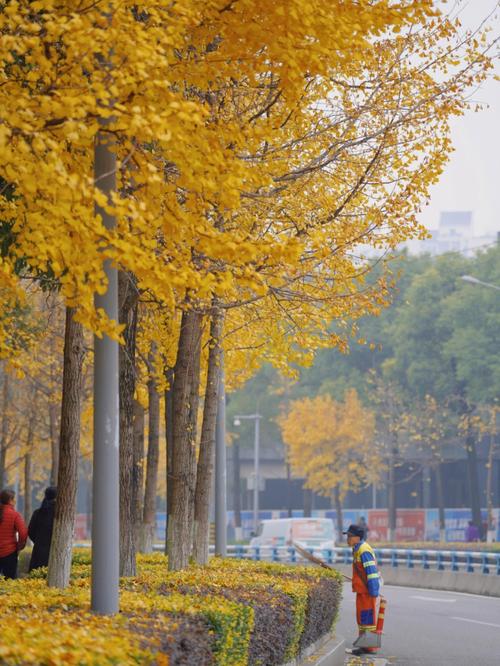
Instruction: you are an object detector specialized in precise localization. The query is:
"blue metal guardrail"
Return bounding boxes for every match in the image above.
[201,545,500,575]
[76,542,500,574]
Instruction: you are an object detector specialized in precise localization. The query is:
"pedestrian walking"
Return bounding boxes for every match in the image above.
[358,515,369,539]
[28,486,57,571]
[344,523,381,656]
[0,489,28,579]
[465,520,480,543]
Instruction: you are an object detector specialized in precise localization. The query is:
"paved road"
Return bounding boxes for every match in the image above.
[336,584,500,665]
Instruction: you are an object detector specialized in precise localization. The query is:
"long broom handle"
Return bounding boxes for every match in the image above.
[292,542,352,581]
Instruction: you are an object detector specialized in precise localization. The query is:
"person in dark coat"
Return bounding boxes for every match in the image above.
[465,520,480,543]
[358,516,369,539]
[28,486,57,571]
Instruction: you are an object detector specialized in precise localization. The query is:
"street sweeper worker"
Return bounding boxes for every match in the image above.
[344,524,381,646]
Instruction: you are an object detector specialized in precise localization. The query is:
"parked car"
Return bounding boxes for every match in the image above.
[249,517,336,553]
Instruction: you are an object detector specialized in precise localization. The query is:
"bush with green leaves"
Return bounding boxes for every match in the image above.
[0,552,343,665]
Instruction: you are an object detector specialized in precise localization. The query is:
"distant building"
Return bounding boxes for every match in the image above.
[405,211,496,256]
[227,436,500,514]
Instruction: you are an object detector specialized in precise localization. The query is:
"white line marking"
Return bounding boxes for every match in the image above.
[451,616,500,629]
[411,595,457,603]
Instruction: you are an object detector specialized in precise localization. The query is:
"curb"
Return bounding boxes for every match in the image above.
[281,633,346,666]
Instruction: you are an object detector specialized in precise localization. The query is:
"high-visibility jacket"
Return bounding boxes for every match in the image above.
[352,540,380,597]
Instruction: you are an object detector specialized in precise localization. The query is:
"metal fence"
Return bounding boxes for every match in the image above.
[199,545,500,575]
[77,541,500,574]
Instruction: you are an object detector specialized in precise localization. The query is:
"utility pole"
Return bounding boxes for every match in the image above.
[253,415,260,534]
[92,118,119,615]
[214,354,227,555]
[233,413,262,534]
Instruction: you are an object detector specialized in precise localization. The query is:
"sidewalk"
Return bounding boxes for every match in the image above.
[282,633,346,666]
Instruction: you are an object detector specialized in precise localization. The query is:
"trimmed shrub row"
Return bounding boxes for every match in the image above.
[0,552,343,665]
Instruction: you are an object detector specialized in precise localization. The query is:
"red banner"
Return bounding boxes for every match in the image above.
[367,509,425,542]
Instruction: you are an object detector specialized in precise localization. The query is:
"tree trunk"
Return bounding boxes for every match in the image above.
[24,453,32,523]
[132,398,145,550]
[49,402,59,486]
[23,405,36,523]
[333,485,343,544]
[0,367,9,488]
[422,464,431,509]
[186,320,202,544]
[232,441,242,540]
[49,304,59,486]
[387,443,398,542]
[465,426,483,539]
[86,466,92,539]
[486,435,496,542]
[118,271,139,576]
[164,368,174,555]
[286,462,293,518]
[167,309,203,570]
[434,463,446,542]
[303,487,312,518]
[141,355,160,553]
[48,307,84,588]
[193,307,224,564]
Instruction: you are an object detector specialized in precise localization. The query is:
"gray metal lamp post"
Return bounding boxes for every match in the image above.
[92,122,119,615]
[461,275,500,291]
[233,413,262,534]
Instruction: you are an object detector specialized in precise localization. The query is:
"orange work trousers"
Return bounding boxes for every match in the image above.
[356,593,377,632]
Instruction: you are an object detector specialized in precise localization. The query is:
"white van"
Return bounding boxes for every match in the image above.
[249,517,336,551]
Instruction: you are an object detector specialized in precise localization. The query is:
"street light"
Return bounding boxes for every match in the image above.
[461,273,499,542]
[461,275,500,291]
[233,413,262,533]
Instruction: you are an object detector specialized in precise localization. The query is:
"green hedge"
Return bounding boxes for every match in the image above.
[0,553,343,665]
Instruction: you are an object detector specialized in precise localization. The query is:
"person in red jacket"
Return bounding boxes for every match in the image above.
[0,489,28,579]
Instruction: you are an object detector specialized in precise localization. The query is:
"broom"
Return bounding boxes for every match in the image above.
[292,542,352,581]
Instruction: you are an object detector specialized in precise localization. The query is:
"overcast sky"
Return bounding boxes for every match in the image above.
[418,1,499,236]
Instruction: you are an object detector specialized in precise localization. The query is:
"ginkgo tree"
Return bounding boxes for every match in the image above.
[0,0,496,585]
[404,394,455,542]
[279,390,379,540]
[0,0,440,340]
[162,3,494,566]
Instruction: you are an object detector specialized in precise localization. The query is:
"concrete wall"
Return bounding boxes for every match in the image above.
[334,563,500,597]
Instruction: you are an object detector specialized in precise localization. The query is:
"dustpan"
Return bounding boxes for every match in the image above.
[353,631,381,649]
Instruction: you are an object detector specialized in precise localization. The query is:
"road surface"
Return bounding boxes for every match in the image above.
[336,584,500,665]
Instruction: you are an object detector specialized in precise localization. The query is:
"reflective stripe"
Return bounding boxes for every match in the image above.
[363,559,376,568]
[367,572,379,580]
[358,542,377,559]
